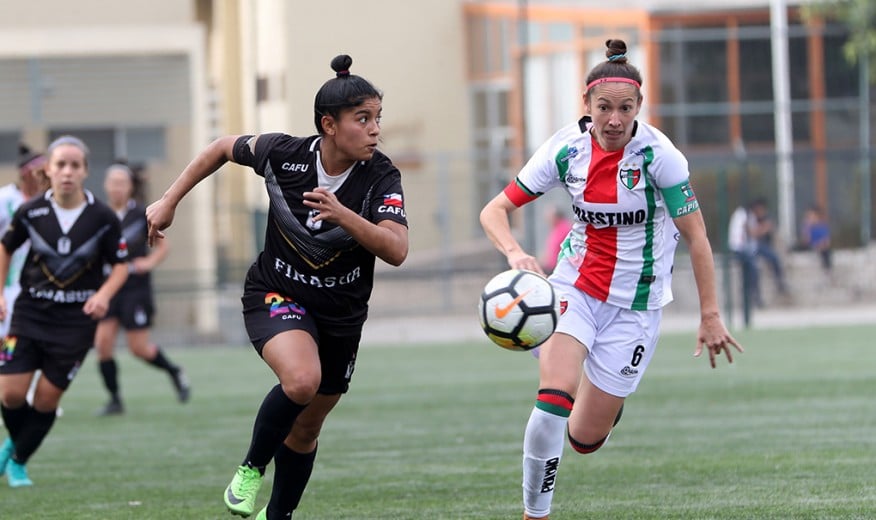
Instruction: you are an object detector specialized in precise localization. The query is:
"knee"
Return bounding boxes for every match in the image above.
[0,385,28,408]
[279,374,320,404]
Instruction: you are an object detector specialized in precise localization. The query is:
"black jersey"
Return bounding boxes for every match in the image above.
[116,199,151,291]
[233,133,408,331]
[1,190,127,345]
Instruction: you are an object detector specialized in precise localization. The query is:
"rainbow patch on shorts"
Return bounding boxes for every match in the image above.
[0,336,16,363]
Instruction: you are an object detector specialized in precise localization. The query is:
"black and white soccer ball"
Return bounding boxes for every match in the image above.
[478,269,560,351]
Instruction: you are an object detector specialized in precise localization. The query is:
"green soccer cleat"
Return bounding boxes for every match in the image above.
[0,438,13,476]
[7,460,32,487]
[255,507,267,520]
[224,465,263,517]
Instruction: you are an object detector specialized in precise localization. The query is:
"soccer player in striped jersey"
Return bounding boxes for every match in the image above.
[480,39,743,520]
[146,55,408,519]
[0,145,48,339]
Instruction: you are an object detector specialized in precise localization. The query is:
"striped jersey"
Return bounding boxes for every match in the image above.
[505,117,699,310]
[0,184,29,289]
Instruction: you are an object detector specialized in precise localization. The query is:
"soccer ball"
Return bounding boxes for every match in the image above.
[478,269,561,351]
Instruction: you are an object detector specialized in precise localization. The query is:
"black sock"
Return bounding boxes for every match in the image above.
[12,408,56,464]
[1,403,32,441]
[267,443,317,519]
[99,359,121,401]
[147,347,178,374]
[243,385,307,470]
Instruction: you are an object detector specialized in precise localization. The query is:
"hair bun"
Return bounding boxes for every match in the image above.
[331,54,353,77]
[604,39,628,61]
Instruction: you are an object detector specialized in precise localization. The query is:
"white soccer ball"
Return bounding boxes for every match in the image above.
[478,269,561,351]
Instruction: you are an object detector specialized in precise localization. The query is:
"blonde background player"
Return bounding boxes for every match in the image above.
[480,39,743,519]
[0,136,128,487]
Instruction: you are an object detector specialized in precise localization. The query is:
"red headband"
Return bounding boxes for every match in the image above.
[586,77,641,91]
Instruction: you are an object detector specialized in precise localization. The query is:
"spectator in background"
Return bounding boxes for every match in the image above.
[541,206,572,274]
[802,205,832,276]
[748,198,788,296]
[727,203,761,307]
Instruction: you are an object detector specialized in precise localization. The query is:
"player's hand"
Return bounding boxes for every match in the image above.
[83,293,111,320]
[506,250,545,277]
[302,187,345,224]
[694,313,744,368]
[146,197,176,247]
[0,295,6,322]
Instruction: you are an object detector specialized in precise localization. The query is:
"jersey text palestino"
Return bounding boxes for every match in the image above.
[233,133,408,331]
[505,117,699,310]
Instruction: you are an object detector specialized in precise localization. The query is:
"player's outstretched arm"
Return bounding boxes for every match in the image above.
[146,135,241,246]
[673,211,744,368]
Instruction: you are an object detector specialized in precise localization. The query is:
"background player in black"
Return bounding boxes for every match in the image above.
[146,55,408,519]
[94,163,189,416]
[0,136,128,487]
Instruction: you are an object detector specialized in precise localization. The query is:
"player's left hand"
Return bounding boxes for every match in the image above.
[302,187,344,223]
[694,313,744,369]
[83,293,111,320]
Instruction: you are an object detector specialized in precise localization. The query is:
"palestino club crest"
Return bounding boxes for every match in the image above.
[619,168,641,190]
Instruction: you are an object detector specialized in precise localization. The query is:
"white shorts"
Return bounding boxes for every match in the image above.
[551,275,662,398]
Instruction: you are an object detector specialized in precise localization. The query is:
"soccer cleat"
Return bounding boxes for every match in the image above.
[224,465,263,517]
[524,514,549,520]
[255,507,267,520]
[7,460,32,487]
[170,368,191,403]
[0,438,13,476]
[95,399,124,416]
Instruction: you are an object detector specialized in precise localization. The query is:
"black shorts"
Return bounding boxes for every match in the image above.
[0,335,89,391]
[242,289,361,395]
[104,286,154,330]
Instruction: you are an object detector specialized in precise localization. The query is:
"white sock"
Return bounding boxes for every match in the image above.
[522,407,568,518]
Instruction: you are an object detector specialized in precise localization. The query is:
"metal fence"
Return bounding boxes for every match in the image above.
[147,144,875,347]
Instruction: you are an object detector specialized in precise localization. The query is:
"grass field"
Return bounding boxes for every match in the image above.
[1,323,874,519]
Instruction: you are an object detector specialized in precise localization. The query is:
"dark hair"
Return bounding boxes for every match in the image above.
[107,158,146,203]
[584,39,643,96]
[18,142,44,169]
[313,54,383,134]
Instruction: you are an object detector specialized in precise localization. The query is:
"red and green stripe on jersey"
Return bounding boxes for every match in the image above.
[576,143,658,311]
[504,143,579,206]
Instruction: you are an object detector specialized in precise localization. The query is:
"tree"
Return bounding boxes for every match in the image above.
[803,0,875,83]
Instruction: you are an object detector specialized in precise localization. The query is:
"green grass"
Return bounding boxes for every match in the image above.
[2,324,875,519]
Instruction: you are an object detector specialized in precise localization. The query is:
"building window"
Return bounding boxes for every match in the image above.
[0,132,19,164]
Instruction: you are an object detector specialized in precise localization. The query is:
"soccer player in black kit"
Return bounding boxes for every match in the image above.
[146,55,409,519]
[0,136,129,487]
[94,163,190,416]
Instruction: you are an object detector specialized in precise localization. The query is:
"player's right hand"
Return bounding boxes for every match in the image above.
[507,250,544,276]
